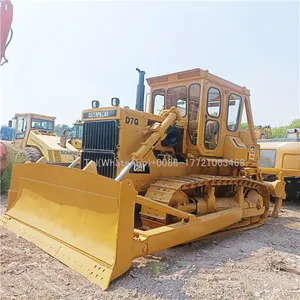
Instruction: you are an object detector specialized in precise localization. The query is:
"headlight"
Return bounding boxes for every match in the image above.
[111,97,120,107]
[92,100,100,108]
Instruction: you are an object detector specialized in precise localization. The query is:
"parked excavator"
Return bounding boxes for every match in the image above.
[0,0,13,66]
[1,68,285,290]
[8,113,79,164]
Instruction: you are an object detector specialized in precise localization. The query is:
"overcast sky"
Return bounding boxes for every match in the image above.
[0,0,299,127]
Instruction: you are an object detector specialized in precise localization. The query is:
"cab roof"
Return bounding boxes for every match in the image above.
[146,68,250,96]
[14,113,56,121]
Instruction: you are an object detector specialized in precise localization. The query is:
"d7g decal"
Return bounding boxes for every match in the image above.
[126,117,139,125]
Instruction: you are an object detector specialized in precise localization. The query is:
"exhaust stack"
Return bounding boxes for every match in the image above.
[135,68,146,111]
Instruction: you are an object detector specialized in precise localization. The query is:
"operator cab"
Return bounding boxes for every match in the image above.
[80,68,259,182]
[71,121,83,139]
[9,113,56,148]
[146,68,253,160]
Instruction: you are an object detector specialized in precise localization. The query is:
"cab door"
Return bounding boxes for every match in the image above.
[14,115,27,148]
[197,83,223,157]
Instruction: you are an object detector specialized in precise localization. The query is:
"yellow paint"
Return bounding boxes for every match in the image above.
[259,140,300,177]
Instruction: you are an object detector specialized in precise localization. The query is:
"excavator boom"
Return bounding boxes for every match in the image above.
[0,0,13,65]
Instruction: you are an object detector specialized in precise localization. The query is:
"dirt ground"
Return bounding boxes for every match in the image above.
[0,194,299,300]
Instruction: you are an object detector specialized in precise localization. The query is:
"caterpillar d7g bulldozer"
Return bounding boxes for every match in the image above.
[1,68,285,290]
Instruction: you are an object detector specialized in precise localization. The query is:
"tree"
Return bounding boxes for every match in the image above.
[271,119,300,138]
[271,126,287,138]
[55,124,71,137]
[240,123,248,130]
[289,119,300,129]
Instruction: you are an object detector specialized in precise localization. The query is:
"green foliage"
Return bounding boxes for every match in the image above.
[271,119,300,138]
[55,124,72,137]
[0,144,27,194]
[240,123,248,130]
[271,127,286,138]
[290,119,300,128]
[149,261,160,276]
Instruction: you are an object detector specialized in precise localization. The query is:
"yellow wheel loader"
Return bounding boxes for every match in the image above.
[1,68,285,290]
[8,113,79,164]
[69,120,83,150]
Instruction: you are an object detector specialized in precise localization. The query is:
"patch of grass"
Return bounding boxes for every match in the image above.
[0,144,27,194]
[149,261,160,276]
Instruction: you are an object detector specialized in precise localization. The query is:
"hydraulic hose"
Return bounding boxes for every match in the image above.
[1,28,13,66]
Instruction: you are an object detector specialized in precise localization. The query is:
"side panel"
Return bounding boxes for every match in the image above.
[259,141,300,177]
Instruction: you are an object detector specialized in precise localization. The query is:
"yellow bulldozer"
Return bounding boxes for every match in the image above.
[8,113,79,164]
[1,68,285,290]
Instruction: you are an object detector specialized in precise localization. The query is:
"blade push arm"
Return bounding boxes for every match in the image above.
[115,107,181,181]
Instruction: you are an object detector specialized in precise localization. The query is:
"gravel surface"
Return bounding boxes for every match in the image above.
[0,194,299,300]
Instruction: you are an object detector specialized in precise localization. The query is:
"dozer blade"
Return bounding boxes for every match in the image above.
[0,164,137,290]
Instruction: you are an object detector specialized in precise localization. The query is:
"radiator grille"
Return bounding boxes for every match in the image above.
[81,120,119,178]
[82,120,118,151]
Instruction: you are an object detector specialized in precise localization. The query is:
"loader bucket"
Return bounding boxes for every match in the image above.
[0,164,137,290]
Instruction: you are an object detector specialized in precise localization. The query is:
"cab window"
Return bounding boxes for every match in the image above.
[166,86,187,116]
[204,120,219,149]
[207,87,221,118]
[259,149,276,168]
[188,83,201,144]
[227,93,242,131]
[31,118,54,131]
[78,124,83,139]
[16,116,27,139]
[72,124,83,139]
[152,89,165,115]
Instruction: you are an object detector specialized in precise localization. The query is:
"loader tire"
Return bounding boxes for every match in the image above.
[25,147,42,163]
